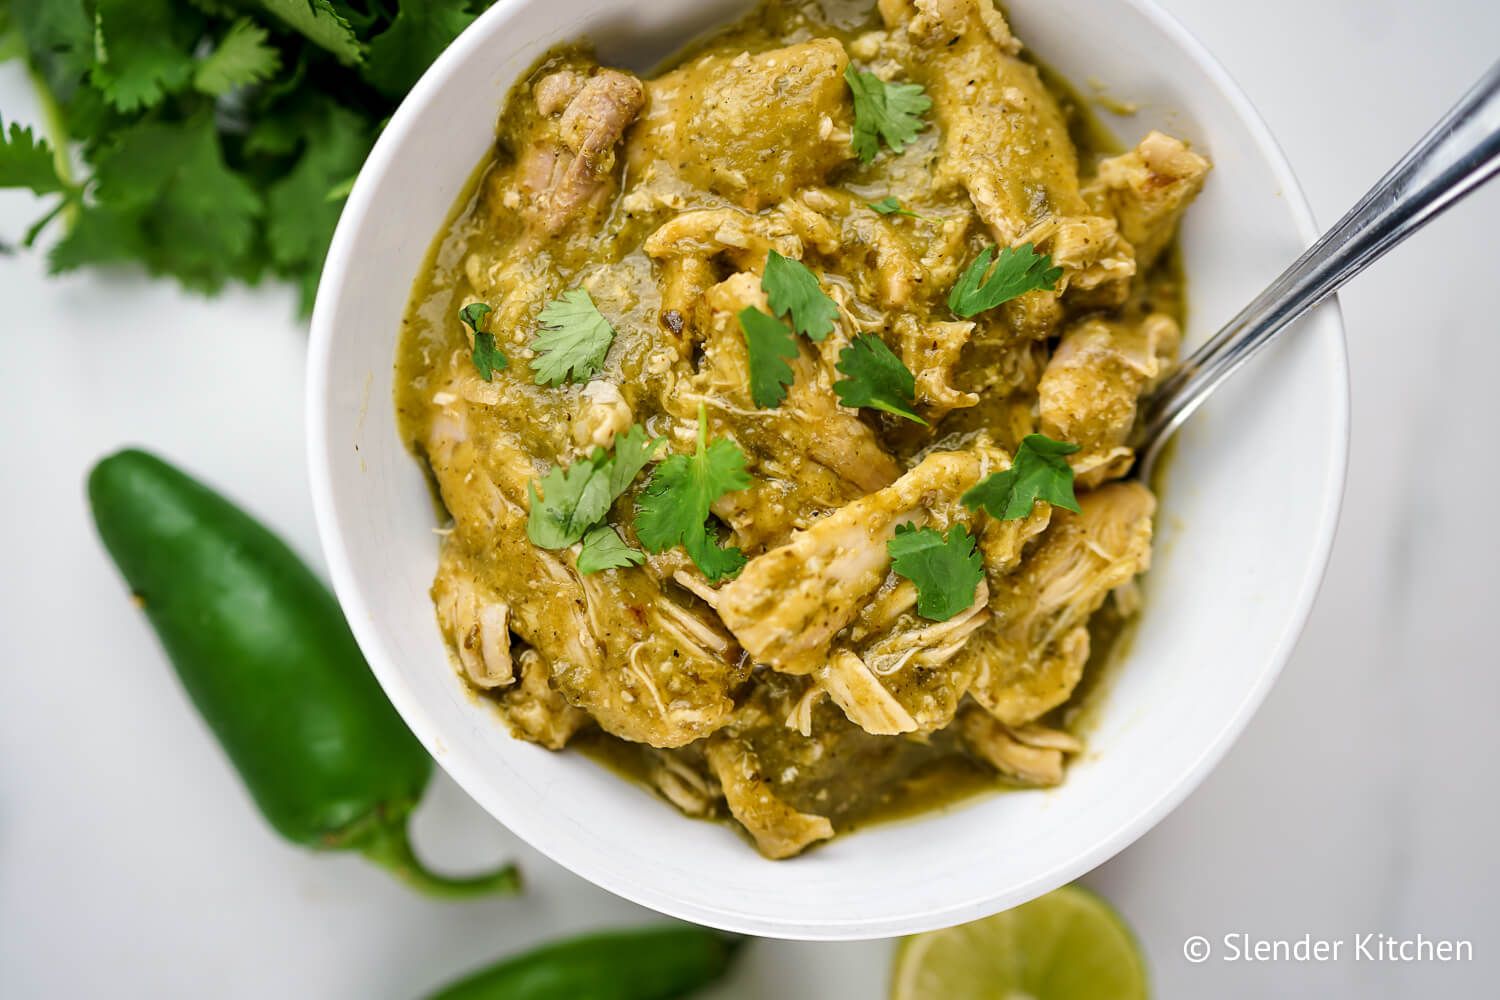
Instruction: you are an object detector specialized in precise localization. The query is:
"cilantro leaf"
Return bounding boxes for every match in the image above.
[194,19,281,96]
[738,307,799,409]
[948,243,1064,319]
[253,0,364,65]
[48,203,147,273]
[89,0,199,113]
[962,434,1082,520]
[362,0,476,100]
[762,250,838,341]
[833,333,926,425]
[887,523,984,622]
[263,99,374,311]
[868,196,931,222]
[531,289,616,386]
[635,413,751,582]
[460,302,506,380]
[527,425,663,549]
[844,65,930,163]
[0,117,69,195]
[576,525,645,575]
[88,114,263,291]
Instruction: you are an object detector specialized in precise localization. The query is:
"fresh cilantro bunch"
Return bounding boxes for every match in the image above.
[0,0,495,312]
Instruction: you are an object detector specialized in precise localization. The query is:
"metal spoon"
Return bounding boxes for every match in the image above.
[1132,60,1500,484]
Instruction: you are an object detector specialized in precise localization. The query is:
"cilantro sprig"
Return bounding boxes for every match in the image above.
[844,65,931,163]
[576,525,646,575]
[888,523,985,622]
[531,289,617,386]
[763,251,838,342]
[833,334,926,425]
[460,302,506,381]
[527,425,662,552]
[738,308,799,409]
[2,0,495,311]
[868,196,932,222]
[962,434,1081,520]
[948,244,1064,319]
[635,410,751,582]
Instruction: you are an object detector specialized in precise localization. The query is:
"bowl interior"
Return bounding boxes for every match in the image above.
[308,0,1347,939]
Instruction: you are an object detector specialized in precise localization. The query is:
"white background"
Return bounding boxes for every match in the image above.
[2,1,1497,996]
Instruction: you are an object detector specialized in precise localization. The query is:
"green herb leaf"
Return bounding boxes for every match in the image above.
[89,0,198,112]
[262,99,375,312]
[868,196,930,221]
[833,333,926,425]
[887,523,984,622]
[844,65,931,163]
[527,425,663,549]
[576,524,645,575]
[635,412,751,582]
[738,307,799,409]
[948,243,1064,318]
[962,434,1082,520]
[762,250,838,341]
[0,117,69,196]
[252,0,364,65]
[460,302,506,381]
[194,19,281,96]
[362,0,476,100]
[87,114,263,291]
[531,289,616,386]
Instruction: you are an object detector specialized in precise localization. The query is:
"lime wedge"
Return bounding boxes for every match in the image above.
[890,885,1148,1000]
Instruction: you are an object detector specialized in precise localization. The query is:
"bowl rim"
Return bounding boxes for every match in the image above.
[307,0,1350,938]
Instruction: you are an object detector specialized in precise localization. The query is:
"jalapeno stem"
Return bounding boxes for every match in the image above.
[359,819,523,899]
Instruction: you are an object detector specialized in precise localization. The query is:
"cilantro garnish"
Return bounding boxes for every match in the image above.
[738,307,799,409]
[833,334,927,425]
[948,244,1064,319]
[193,19,281,97]
[844,65,931,163]
[887,523,985,622]
[3,0,486,311]
[527,425,663,550]
[868,196,931,222]
[635,410,751,582]
[576,525,645,575]
[531,289,617,386]
[459,302,505,381]
[962,434,1081,520]
[762,251,838,341]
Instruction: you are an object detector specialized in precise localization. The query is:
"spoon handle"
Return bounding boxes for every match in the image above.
[1134,59,1500,479]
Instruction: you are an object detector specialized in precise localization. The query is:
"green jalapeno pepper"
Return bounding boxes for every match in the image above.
[427,926,742,1000]
[88,448,519,898]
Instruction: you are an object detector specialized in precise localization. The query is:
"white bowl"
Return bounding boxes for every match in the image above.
[308,0,1347,940]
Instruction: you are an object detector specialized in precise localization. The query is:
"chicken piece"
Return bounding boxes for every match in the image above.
[894,314,980,420]
[817,582,990,734]
[705,734,834,859]
[644,207,802,269]
[571,379,633,450]
[962,482,1156,724]
[647,751,721,818]
[1085,131,1211,270]
[494,648,589,749]
[433,552,516,690]
[425,398,748,748]
[716,449,994,674]
[958,704,1082,786]
[518,68,644,236]
[881,0,1135,301]
[628,39,854,210]
[1038,314,1181,487]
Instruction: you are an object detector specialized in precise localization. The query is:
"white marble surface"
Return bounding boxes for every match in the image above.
[2,1,1497,996]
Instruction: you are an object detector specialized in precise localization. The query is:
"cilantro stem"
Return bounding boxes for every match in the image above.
[21,59,83,228]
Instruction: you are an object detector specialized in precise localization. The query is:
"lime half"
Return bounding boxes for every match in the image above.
[890,885,1149,1000]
